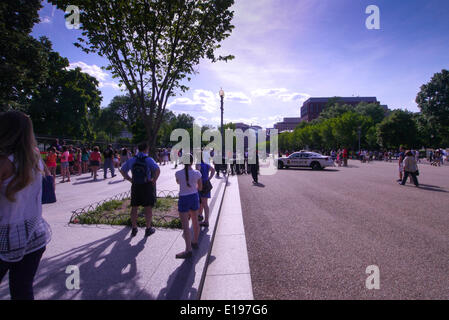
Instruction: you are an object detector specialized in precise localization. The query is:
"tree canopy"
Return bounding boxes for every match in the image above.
[416,69,449,145]
[49,0,235,155]
[0,0,48,108]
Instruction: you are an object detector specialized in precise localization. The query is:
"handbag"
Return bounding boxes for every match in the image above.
[42,175,57,204]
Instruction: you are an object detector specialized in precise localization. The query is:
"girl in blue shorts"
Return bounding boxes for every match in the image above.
[175,154,203,259]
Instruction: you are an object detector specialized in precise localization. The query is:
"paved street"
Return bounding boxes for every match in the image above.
[238,160,449,299]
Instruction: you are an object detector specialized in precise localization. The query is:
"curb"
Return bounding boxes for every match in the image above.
[197,175,229,299]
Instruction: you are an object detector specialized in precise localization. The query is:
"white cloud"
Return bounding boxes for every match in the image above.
[99,82,121,90]
[68,62,121,91]
[251,88,288,98]
[41,16,51,24]
[251,88,310,104]
[168,89,218,114]
[225,92,252,104]
[277,92,310,103]
[68,62,108,82]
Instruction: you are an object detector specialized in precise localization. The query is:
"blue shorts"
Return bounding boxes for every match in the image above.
[178,193,200,212]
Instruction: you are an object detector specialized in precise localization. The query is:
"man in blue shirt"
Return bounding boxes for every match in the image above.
[120,142,161,237]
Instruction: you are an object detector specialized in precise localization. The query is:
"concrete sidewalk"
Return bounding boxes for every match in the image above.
[201,174,254,300]
[0,164,228,300]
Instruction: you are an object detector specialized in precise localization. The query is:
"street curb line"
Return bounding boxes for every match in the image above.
[197,175,229,300]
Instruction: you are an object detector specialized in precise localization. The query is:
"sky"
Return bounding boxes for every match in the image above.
[32,0,449,129]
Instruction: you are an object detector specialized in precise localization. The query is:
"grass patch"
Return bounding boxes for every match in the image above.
[72,197,181,229]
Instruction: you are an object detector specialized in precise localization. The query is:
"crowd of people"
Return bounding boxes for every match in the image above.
[43,141,137,184]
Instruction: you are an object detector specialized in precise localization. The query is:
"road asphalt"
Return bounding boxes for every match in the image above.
[238,160,449,299]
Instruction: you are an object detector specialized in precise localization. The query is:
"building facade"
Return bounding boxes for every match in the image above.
[274,117,302,132]
[300,97,379,122]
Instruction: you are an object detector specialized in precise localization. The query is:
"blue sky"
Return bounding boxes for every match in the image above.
[32,0,449,128]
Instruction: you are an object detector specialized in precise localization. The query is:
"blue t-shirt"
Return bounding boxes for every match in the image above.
[121,152,159,181]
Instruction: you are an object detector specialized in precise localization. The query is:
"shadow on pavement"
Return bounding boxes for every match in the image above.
[252,182,265,188]
[29,228,154,300]
[108,179,125,185]
[156,231,210,300]
[401,184,447,193]
[283,168,340,172]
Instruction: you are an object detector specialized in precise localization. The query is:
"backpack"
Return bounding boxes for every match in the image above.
[132,155,149,184]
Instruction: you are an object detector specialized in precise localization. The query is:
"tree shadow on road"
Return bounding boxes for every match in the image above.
[25,228,155,300]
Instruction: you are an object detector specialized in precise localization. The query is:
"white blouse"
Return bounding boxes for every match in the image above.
[0,155,51,262]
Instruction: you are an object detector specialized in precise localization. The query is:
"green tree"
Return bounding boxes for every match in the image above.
[49,0,235,155]
[377,110,419,150]
[0,0,49,109]
[27,38,102,139]
[332,112,372,150]
[355,102,386,124]
[320,104,355,120]
[416,69,449,144]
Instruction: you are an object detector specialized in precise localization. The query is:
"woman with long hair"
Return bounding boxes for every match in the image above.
[196,152,215,228]
[0,111,52,300]
[175,154,203,259]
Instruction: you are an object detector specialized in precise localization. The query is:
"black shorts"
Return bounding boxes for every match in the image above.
[90,160,100,167]
[131,182,156,207]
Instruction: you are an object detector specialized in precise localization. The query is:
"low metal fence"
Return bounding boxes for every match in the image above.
[69,190,179,227]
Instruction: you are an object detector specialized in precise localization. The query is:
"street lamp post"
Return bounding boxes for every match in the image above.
[219,88,225,165]
[357,126,361,155]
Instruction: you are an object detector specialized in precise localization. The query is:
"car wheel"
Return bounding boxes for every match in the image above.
[278,161,284,169]
[311,162,321,170]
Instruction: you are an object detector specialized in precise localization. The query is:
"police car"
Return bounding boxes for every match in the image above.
[278,151,335,170]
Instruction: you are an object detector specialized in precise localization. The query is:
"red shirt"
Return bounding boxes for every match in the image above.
[61,151,69,163]
[90,152,101,161]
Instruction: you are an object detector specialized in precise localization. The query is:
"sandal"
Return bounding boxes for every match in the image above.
[200,222,209,228]
[176,251,192,259]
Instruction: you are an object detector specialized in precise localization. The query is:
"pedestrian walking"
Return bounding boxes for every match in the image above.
[89,146,101,181]
[103,144,115,179]
[399,150,419,187]
[59,146,70,183]
[120,148,129,166]
[0,111,52,300]
[45,147,57,181]
[397,146,405,182]
[81,147,90,173]
[249,151,260,184]
[196,155,215,228]
[120,142,160,238]
[175,154,203,259]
